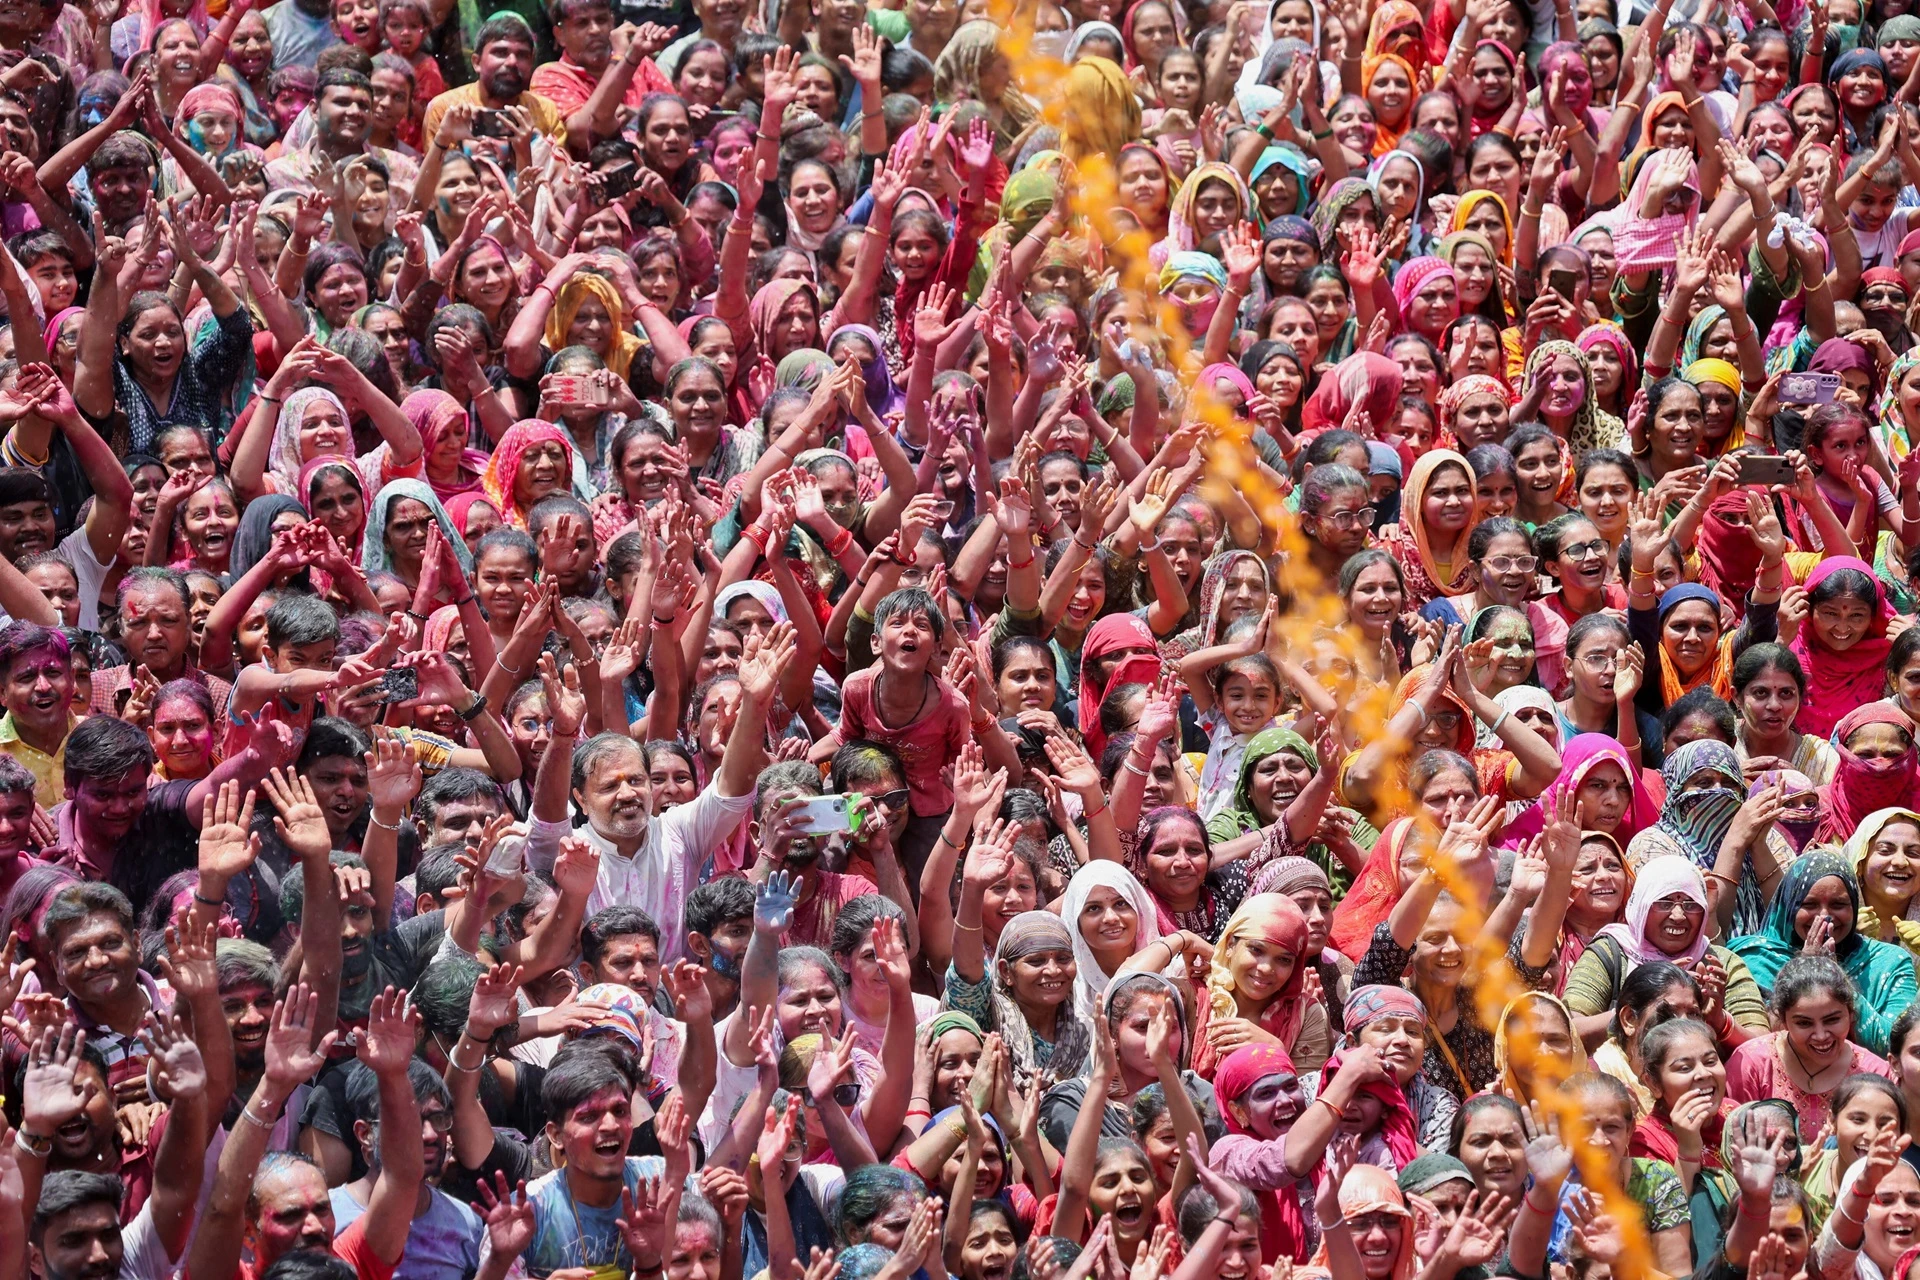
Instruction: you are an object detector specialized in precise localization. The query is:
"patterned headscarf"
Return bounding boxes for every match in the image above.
[1447,191,1514,263]
[1162,163,1257,259]
[479,420,575,529]
[1438,375,1509,438]
[1391,256,1456,320]
[1523,340,1622,455]
[269,388,352,490]
[1652,741,1746,873]
[1213,1042,1311,1262]
[1193,894,1310,1079]
[1343,983,1427,1036]
[1310,178,1376,256]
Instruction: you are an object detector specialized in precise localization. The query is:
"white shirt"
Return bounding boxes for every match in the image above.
[528,784,755,963]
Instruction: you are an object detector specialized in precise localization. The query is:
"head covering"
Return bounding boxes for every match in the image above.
[1163,162,1256,260]
[1391,256,1456,323]
[1208,728,1318,843]
[1438,375,1510,438]
[1191,550,1270,651]
[268,388,352,488]
[1306,1165,1425,1280]
[176,82,245,153]
[1728,850,1862,995]
[1492,991,1590,1108]
[775,348,836,390]
[1321,1046,1423,1168]
[1447,191,1514,264]
[1058,861,1162,1018]
[1058,57,1141,167]
[1654,583,1730,704]
[442,491,496,539]
[401,390,490,502]
[544,274,644,383]
[1304,352,1404,434]
[748,278,821,366]
[1819,704,1920,843]
[926,1009,987,1046]
[227,494,307,583]
[1396,450,1480,597]
[1504,733,1656,851]
[1193,894,1311,1080]
[1649,740,1746,879]
[937,20,1039,128]
[1692,489,1764,604]
[1310,178,1375,256]
[988,910,1083,1078]
[1398,1154,1474,1197]
[1595,854,1712,968]
[1810,337,1878,403]
[1791,556,1896,739]
[1343,984,1427,1036]
[479,420,576,529]
[1829,47,1888,87]
[361,479,476,576]
[1197,362,1257,415]
[1076,613,1159,759]
[1253,147,1313,221]
[1362,53,1418,154]
[714,580,790,628]
[1577,323,1637,400]
[1368,148,1427,224]
[1157,250,1229,296]
[1212,1043,1310,1262]
[1521,341,1610,449]
[1064,21,1126,62]
[827,323,905,418]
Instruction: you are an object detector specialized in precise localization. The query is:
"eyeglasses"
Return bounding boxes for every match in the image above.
[419,1110,455,1134]
[1428,710,1464,732]
[1577,652,1619,672]
[1348,1212,1405,1234]
[1321,506,1377,529]
[1484,555,1538,574]
[875,788,911,812]
[1560,538,1609,561]
[1653,895,1706,918]
[832,1082,861,1107]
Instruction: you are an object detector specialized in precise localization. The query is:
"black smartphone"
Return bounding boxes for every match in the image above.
[1736,454,1798,487]
[471,109,510,138]
[378,668,418,704]
[598,162,639,199]
[1546,267,1581,300]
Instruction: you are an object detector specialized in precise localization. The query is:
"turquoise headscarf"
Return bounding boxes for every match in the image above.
[361,479,475,577]
[1157,250,1229,295]
[1681,305,1728,367]
[1726,849,1919,1055]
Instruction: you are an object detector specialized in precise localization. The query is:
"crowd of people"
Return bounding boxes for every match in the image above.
[19,0,1920,1275]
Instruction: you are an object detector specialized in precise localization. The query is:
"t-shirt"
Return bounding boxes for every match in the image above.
[263,2,342,68]
[833,667,971,817]
[49,778,199,919]
[330,1184,483,1280]
[478,1156,665,1277]
[239,1217,395,1280]
[115,1202,179,1280]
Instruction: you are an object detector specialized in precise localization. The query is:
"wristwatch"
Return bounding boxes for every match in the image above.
[457,692,489,721]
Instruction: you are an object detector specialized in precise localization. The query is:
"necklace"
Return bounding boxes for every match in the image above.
[873,669,933,729]
[1784,1033,1850,1094]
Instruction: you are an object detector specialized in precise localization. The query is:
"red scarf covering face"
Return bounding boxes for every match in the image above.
[1318,1046,1422,1167]
[1329,817,1417,959]
[1791,556,1896,739]
[1078,613,1161,759]
[1816,703,1920,843]
[1695,492,1766,604]
[1212,1043,1310,1263]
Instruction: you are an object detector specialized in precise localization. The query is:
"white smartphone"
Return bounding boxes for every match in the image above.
[792,794,862,835]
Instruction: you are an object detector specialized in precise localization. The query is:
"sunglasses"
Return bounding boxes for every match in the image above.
[833,1082,860,1107]
[874,788,910,812]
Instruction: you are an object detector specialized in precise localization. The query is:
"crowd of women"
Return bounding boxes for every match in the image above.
[19,0,1920,1276]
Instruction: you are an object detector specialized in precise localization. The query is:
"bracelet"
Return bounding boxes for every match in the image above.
[1084,798,1109,820]
[1137,535,1161,554]
[955,921,983,932]
[1008,555,1034,570]
[1073,535,1097,552]
[1123,756,1152,777]
[1312,126,1334,139]
[407,609,429,621]
[238,1106,276,1132]
[1254,122,1275,141]
[1213,1211,1239,1227]
[457,693,489,722]
[1489,708,1510,735]
[1523,1191,1555,1215]
[936,829,960,849]
[13,1129,51,1157]
[448,1047,485,1073]
[453,595,475,606]
[826,526,855,557]
[367,812,401,833]
[193,890,225,907]
[756,132,780,146]
[498,656,526,678]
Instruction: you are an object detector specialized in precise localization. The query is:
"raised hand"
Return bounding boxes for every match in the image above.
[197,779,260,883]
[21,1025,97,1139]
[260,767,331,863]
[157,914,219,1005]
[475,1172,537,1261]
[139,1012,209,1100]
[357,986,419,1075]
[263,983,337,1091]
[757,870,797,934]
[364,734,423,815]
[467,962,524,1041]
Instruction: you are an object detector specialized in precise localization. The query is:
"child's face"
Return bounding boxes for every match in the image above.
[333,0,380,50]
[878,607,937,672]
[1855,181,1901,233]
[271,637,338,674]
[1816,419,1872,472]
[384,6,427,55]
[25,255,76,313]
[1219,670,1276,734]
[0,789,32,856]
[271,87,313,131]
